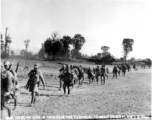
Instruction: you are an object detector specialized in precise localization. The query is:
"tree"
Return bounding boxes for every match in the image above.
[120,57,124,64]
[72,34,85,51]
[26,51,33,59]
[24,39,30,58]
[101,46,110,53]
[1,34,5,58]
[100,45,111,63]
[24,39,30,52]
[43,32,62,60]
[97,53,102,59]
[145,58,151,66]
[129,57,135,64]
[122,38,134,64]
[20,49,26,57]
[44,38,52,59]
[1,34,4,54]
[130,57,135,61]
[101,53,115,64]
[60,35,72,58]
[71,49,82,58]
[51,31,60,40]
[11,50,15,56]
[51,40,62,60]
[32,53,39,60]
[38,43,46,59]
[4,27,12,57]
[42,33,85,60]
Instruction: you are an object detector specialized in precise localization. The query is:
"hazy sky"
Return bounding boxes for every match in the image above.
[1,0,152,59]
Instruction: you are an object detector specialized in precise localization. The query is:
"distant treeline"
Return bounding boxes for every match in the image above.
[81,58,115,65]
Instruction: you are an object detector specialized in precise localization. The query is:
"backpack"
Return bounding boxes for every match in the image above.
[29,70,40,84]
[113,67,118,73]
[63,73,73,83]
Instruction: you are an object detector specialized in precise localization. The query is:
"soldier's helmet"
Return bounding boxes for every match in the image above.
[62,64,66,68]
[4,61,10,66]
[34,63,39,68]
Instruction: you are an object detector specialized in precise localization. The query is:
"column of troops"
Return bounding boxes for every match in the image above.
[0,61,144,118]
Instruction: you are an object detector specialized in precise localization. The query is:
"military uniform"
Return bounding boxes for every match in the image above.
[113,65,118,78]
[63,71,73,85]
[1,70,13,97]
[78,67,84,79]
[117,65,121,76]
[1,70,13,117]
[121,65,127,76]
[87,68,92,83]
[62,68,74,95]
[70,66,79,85]
[58,67,66,90]
[103,65,109,79]
[26,69,44,93]
[87,67,95,83]
[95,67,100,84]
[100,66,106,85]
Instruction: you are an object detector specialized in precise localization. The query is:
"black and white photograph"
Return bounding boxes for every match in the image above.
[1,0,152,120]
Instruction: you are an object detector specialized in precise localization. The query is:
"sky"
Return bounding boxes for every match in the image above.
[1,0,152,59]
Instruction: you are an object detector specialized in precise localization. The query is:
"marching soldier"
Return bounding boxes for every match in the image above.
[69,64,74,73]
[58,64,66,91]
[95,66,100,84]
[25,63,46,106]
[100,65,106,85]
[70,64,79,85]
[87,67,93,84]
[121,64,127,76]
[3,61,19,110]
[113,65,118,78]
[126,64,131,72]
[62,65,74,95]
[93,67,96,74]
[105,64,109,79]
[117,65,121,76]
[1,62,13,118]
[78,65,84,86]
[133,64,136,70]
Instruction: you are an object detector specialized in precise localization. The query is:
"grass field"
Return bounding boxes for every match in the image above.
[1,58,151,120]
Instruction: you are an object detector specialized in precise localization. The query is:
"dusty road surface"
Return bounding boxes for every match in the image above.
[1,60,151,120]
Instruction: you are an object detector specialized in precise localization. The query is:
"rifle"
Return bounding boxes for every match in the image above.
[8,59,14,70]
[15,61,20,73]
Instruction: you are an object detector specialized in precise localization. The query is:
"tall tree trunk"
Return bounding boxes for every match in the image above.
[124,55,127,64]
[4,27,8,54]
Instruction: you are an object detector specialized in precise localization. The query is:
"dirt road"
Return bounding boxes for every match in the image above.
[2,61,151,120]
